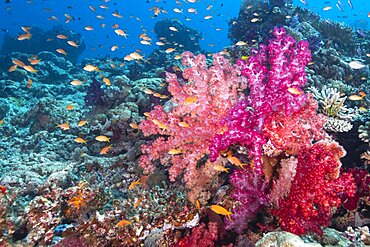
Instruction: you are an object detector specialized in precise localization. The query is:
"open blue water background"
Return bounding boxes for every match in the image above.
[0,0,368,61]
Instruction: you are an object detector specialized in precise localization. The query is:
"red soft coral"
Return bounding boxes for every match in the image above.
[273,140,356,235]
[175,222,219,247]
[263,95,327,155]
[139,52,247,201]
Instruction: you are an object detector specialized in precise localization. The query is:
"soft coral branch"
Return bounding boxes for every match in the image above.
[139,52,247,200]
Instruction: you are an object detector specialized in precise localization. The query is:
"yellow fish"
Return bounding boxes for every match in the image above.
[227,156,245,169]
[210,205,232,221]
[95,135,110,142]
[129,179,141,190]
[184,97,197,105]
[74,137,87,144]
[168,149,182,155]
[212,164,229,173]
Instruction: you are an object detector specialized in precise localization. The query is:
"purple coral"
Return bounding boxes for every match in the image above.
[225,169,269,234]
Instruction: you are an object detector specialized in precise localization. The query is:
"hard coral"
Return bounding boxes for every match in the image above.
[273,140,356,235]
[139,51,247,201]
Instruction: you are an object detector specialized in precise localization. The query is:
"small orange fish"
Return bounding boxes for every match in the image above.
[210,205,232,221]
[26,78,32,88]
[115,29,128,38]
[178,121,190,128]
[67,40,79,47]
[77,120,88,127]
[12,59,26,67]
[358,91,367,98]
[56,49,67,56]
[287,87,303,95]
[184,97,197,105]
[95,135,110,142]
[21,26,31,32]
[129,122,139,129]
[134,197,143,208]
[102,77,111,86]
[213,164,229,173]
[17,33,32,40]
[23,65,38,73]
[85,26,94,31]
[112,12,123,18]
[0,119,4,126]
[57,123,70,130]
[165,48,176,53]
[227,156,245,169]
[100,144,112,155]
[195,199,201,210]
[56,34,68,39]
[66,105,74,110]
[70,80,83,86]
[168,149,182,155]
[30,59,41,65]
[348,94,363,101]
[152,119,168,130]
[143,112,150,117]
[129,179,141,190]
[116,219,132,228]
[143,88,154,94]
[74,137,87,144]
[111,45,118,51]
[8,65,18,72]
[83,64,100,72]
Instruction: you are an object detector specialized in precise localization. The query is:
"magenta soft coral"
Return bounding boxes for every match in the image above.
[139,52,247,200]
[210,27,311,173]
[273,140,356,235]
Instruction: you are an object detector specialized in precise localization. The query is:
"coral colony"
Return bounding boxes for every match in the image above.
[1,4,370,245]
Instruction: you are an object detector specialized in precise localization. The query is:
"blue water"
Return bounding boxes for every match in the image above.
[0,0,243,60]
[0,0,368,60]
[293,0,369,30]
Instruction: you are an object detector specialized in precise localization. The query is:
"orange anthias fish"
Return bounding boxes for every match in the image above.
[26,78,32,88]
[57,123,70,130]
[210,205,232,221]
[67,40,79,47]
[66,105,74,110]
[116,219,132,228]
[134,197,143,208]
[213,164,229,173]
[100,144,112,155]
[77,120,88,127]
[56,49,67,56]
[227,156,245,169]
[95,135,110,142]
[74,137,87,144]
[128,179,141,190]
[184,97,197,105]
[102,77,111,86]
[23,65,38,73]
[83,64,100,72]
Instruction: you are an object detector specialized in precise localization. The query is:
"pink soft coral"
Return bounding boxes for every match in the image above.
[139,52,247,200]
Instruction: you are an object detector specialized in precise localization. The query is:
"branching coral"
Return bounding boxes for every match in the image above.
[139,51,247,201]
[359,121,370,144]
[309,85,354,132]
